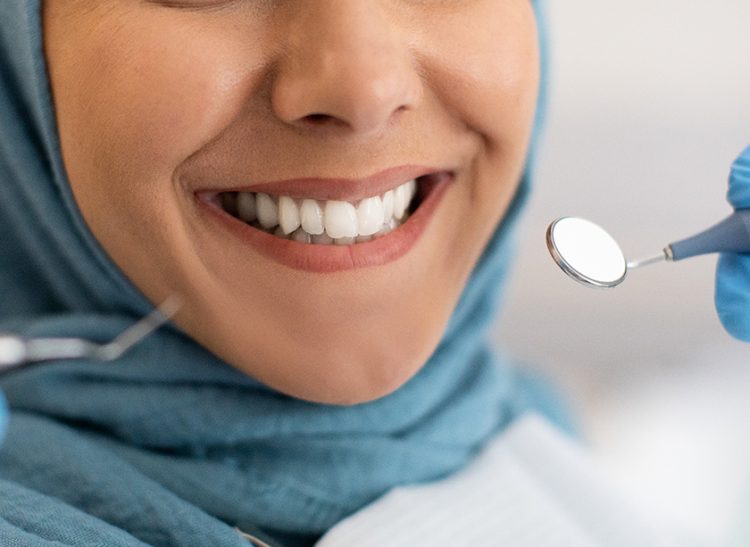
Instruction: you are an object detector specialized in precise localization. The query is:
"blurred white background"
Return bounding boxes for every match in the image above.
[492,1,750,544]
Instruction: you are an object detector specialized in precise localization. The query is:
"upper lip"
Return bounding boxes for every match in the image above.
[193,165,451,203]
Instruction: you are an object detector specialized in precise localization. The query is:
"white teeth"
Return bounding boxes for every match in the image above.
[236,192,256,222]
[278,196,301,235]
[223,178,420,244]
[300,199,325,235]
[393,184,407,220]
[324,200,358,239]
[256,193,278,229]
[376,218,398,236]
[356,196,384,236]
[381,190,394,221]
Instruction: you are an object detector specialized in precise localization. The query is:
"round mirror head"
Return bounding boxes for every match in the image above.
[546,217,627,288]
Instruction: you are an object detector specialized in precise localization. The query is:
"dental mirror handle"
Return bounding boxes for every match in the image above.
[667,208,750,261]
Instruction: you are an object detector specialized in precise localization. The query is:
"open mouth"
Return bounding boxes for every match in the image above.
[194,170,453,272]
[212,174,436,245]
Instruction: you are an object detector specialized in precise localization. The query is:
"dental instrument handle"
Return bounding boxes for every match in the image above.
[627,250,669,270]
[0,333,99,372]
[0,334,28,370]
[667,208,750,261]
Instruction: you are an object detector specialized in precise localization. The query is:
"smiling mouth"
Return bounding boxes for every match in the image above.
[209,175,436,245]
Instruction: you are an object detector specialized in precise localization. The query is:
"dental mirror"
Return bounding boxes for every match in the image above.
[547,209,750,289]
[546,217,628,288]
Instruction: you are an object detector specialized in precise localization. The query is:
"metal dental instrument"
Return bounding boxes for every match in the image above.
[546,209,750,289]
[0,294,183,373]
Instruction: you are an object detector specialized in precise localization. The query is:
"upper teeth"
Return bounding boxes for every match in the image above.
[227,179,418,239]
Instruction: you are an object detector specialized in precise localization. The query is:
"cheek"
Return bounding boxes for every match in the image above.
[45,6,278,301]
[54,10,268,193]
[413,2,540,226]
[418,3,540,152]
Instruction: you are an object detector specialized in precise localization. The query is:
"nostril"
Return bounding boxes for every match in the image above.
[301,113,354,131]
[304,113,337,126]
[306,113,329,123]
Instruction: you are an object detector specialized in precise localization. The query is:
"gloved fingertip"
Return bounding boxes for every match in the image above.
[0,392,7,445]
[715,253,750,343]
[716,306,750,343]
[727,145,750,209]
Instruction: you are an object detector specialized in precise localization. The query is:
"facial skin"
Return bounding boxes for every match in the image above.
[42,0,539,405]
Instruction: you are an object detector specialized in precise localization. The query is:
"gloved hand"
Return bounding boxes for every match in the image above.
[715,145,750,341]
[0,391,7,445]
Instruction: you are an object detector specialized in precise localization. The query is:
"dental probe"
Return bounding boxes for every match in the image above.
[547,209,750,289]
[0,294,183,373]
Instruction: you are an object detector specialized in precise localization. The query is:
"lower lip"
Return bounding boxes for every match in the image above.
[195,173,453,273]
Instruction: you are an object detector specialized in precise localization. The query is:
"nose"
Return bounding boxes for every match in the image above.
[270,3,423,136]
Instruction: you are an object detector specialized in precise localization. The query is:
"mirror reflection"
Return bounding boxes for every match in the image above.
[546,217,627,288]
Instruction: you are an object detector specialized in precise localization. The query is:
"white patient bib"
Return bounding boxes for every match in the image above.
[315,412,704,547]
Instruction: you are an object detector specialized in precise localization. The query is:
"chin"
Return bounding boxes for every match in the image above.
[227,337,432,406]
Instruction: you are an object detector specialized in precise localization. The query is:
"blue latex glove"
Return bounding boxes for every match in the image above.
[0,390,7,445]
[715,145,750,341]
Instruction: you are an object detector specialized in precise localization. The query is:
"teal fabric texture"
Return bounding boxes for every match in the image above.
[0,1,574,546]
[716,145,750,341]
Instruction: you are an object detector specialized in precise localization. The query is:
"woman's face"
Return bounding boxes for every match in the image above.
[43,0,539,404]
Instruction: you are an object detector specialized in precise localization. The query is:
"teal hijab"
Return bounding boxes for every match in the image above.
[0,1,573,546]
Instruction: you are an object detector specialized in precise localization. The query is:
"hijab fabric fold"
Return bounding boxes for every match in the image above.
[0,2,573,546]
